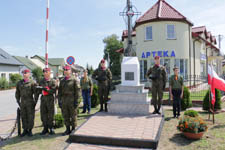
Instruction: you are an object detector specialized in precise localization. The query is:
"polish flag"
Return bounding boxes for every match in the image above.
[208,65,225,105]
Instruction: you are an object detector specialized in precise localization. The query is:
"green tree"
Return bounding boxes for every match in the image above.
[10,74,22,84]
[203,89,222,111]
[32,67,43,83]
[103,34,123,78]
[86,63,94,75]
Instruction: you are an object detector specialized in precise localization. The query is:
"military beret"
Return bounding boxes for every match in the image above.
[154,56,160,59]
[43,68,51,72]
[63,65,71,70]
[22,69,30,74]
[101,59,105,63]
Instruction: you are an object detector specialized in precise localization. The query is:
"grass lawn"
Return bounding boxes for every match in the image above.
[158,104,225,150]
[0,106,100,150]
[149,89,208,101]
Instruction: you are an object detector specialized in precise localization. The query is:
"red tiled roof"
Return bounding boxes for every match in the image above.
[192,32,219,51]
[192,26,206,33]
[135,0,193,28]
[122,30,136,41]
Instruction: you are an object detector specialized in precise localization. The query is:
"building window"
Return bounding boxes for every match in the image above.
[174,59,188,78]
[145,26,152,40]
[160,59,171,77]
[140,60,147,81]
[1,73,6,78]
[167,24,176,39]
[150,59,155,67]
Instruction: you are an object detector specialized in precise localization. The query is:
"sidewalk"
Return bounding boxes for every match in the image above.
[0,102,40,140]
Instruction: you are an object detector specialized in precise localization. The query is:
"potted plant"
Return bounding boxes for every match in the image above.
[177,110,208,140]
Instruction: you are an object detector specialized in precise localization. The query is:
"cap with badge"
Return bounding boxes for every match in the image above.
[63,65,71,71]
[154,56,160,59]
[22,69,30,74]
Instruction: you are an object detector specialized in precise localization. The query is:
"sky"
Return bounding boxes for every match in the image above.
[0,0,224,68]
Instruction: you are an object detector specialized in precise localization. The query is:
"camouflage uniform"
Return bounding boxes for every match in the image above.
[15,79,37,136]
[37,78,57,134]
[58,76,80,135]
[92,66,112,112]
[146,64,167,114]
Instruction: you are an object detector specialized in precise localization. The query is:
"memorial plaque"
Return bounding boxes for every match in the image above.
[125,72,134,81]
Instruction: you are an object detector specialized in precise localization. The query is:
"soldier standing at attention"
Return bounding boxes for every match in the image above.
[169,66,184,118]
[15,69,38,137]
[58,65,80,136]
[37,68,57,135]
[92,59,112,112]
[146,56,167,114]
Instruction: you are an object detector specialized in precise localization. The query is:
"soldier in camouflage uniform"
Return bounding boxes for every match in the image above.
[146,56,167,114]
[15,69,38,137]
[92,59,112,112]
[37,68,57,135]
[58,65,80,136]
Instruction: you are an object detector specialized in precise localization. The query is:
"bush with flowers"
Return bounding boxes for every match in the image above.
[177,110,208,134]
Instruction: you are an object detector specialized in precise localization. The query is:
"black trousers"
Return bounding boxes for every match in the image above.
[172,89,182,117]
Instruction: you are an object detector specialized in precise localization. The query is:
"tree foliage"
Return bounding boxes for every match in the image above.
[32,67,43,83]
[103,34,123,78]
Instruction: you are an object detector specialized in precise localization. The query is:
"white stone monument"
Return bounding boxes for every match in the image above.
[121,57,140,86]
[108,57,150,115]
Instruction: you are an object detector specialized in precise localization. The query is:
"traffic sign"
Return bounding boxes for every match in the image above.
[66,56,75,65]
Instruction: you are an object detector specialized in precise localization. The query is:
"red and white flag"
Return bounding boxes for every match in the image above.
[208,65,225,105]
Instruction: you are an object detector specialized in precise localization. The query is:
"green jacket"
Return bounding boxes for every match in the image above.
[92,67,112,85]
[15,79,38,105]
[169,75,183,89]
[146,65,167,85]
[58,77,81,104]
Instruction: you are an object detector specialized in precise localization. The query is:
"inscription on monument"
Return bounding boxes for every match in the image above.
[125,72,134,81]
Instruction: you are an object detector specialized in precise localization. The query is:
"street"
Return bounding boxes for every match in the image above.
[0,89,17,119]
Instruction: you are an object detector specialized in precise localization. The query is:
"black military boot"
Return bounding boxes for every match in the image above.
[20,129,28,137]
[71,126,75,133]
[27,129,33,137]
[62,126,70,136]
[40,126,48,135]
[157,105,161,115]
[152,105,157,114]
[99,103,104,112]
[104,103,108,112]
[49,128,55,135]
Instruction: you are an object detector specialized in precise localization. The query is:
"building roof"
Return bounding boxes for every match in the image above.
[192,26,207,33]
[49,58,65,66]
[122,30,136,41]
[0,48,22,66]
[31,55,65,66]
[135,0,193,28]
[14,56,38,70]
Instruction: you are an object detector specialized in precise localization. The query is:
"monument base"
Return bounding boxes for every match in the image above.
[108,84,150,115]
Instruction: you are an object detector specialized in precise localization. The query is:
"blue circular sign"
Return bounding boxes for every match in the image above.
[66,56,75,65]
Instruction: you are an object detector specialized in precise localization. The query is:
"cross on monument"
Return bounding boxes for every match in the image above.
[120,0,141,56]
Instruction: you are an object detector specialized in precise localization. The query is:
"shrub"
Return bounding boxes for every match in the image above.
[203,89,222,111]
[91,84,99,108]
[181,86,192,110]
[177,115,208,133]
[54,114,64,128]
[184,110,199,117]
[32,67,43,83]
[10,74,22,84]
[0,78,9,89]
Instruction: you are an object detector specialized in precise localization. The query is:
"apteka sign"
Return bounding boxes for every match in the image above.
[141,50,176,58]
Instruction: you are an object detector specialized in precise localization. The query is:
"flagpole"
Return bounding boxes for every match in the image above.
[208,85,211,120]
